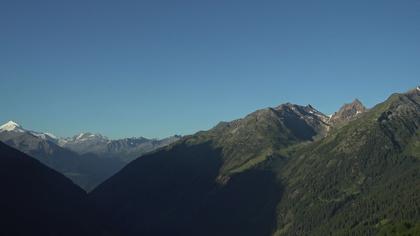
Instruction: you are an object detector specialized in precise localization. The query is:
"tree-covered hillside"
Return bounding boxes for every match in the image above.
[91,88,420,236]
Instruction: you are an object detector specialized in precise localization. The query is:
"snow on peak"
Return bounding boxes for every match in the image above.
[416,86,420,92]
[30,131,58,141]
[72,132,108,142]
[44,132,57,139]
[0,120,25,132]
[76,132,86,139]
[0,120,58,141]
[75,132,99,139]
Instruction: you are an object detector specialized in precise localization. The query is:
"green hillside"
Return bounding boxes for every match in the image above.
[91,88,420,236]
[275,89,420,235]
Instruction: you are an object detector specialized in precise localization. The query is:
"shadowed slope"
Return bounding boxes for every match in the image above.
[91,141,284,236]
[0,131,125,191]
[90,103,324,236]
[91,89,420,236]
[0,142,110,236]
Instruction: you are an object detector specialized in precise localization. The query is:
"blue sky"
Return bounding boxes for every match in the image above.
[1,0,419,139]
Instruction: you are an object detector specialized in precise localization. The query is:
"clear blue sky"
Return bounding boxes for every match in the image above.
[1,0,419,139]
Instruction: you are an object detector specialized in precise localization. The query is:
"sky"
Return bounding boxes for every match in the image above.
[1,0,419,139]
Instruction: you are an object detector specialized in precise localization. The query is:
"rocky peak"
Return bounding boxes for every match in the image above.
[274,103,329,122]
[329,99,367,126]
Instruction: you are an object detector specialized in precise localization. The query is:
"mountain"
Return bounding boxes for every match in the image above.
[89,103,331,235]
[329,98,367,126]
[0,121,180,191]
[0,122,125,191]
[0,141,110,235]
[59,132,109,150]
[274,88,420,235]
[0,121,25,132]
[0,120,58,142]
[3,88,419,235]
[59,132,181,162]
[91,88,420,236]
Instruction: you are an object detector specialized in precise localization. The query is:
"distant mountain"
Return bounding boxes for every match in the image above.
[59,132,181,162]
[0,121,180,163]
[0,120,58,142]
[0,141,110,236]
[0,121,180,191]
[329,98,367,126]
[91,87,420,236]
[59,132,109,149]
[0,122,124,191]
[0,121,24,132]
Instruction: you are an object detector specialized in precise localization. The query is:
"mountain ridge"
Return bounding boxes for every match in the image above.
[90,101,336,235]
[91,87,420,236]
[0,120,181,190]
[274,88,420,235]
[3,87,420,235]
[59,132,181,162]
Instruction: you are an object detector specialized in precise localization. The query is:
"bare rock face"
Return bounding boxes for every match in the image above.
[329,99,367,126]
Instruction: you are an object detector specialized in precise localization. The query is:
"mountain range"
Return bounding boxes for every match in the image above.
[2,87,420,235]
[59,132,181,162]
[0,121,180,191]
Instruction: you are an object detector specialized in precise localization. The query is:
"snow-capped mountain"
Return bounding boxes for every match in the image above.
[60,132,181,162]
[0,120,123,191]
[58,132,109,147]
[0,120,59,143]
[0,120,180,163]
[0,121,133,190]
[0,120,181,189]
[0,120,25,132]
